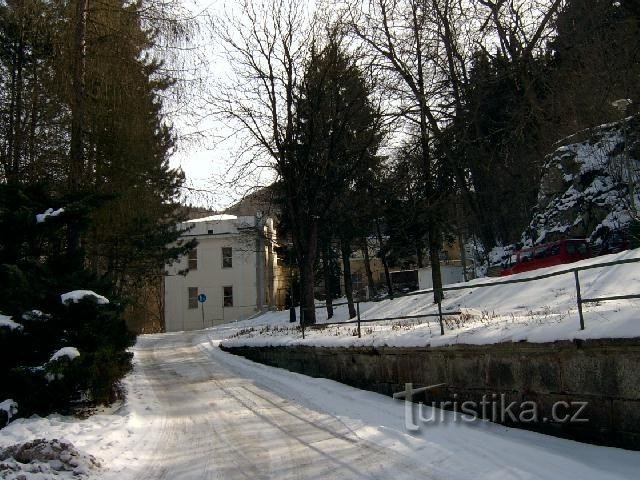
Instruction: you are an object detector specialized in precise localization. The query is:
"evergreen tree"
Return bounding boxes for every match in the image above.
[0,0,195,417]
[281,35,381,323]
[0,184,134,415]
[455,50,551,248]
[546,0,640,135]
[0,0,68,185]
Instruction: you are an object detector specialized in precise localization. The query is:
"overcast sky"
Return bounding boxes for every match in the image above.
[169,0,240,211]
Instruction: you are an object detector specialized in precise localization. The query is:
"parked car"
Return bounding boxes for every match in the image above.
[500,239,591,276]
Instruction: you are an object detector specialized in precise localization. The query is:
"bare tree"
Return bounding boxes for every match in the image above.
[210,0,323,323]
[344,0,564,296]
[347,0,450,302]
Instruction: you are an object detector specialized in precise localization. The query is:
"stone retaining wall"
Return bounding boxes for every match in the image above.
[222,339,640,450]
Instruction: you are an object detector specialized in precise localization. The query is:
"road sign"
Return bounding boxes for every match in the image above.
[197,293,207,303]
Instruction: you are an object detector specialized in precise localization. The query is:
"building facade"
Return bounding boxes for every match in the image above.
[164,214,280,332]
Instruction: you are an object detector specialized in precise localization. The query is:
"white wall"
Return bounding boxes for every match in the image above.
[418,265,464,290]
[164,216,266,332]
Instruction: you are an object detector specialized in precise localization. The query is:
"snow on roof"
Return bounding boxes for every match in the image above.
[0,313,22,331]
[49,347,80,363]
[61,290,110,305]
[35,207,64,223]
[186,214,238,223]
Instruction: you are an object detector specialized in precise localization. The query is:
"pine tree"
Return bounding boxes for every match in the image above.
[454,51,551,248]
[546,0,640,135]
[0,184,134,415]
[281,36,381,323]
[0,0,195,417]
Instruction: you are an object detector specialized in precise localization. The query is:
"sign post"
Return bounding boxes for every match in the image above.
[197,293,207,328]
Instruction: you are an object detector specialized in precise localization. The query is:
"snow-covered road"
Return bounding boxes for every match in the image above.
[3,328,639,479]
[130,331,439,479]
[101,330,638,480]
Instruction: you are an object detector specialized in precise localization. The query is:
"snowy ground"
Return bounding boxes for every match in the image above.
[222,248,640,349]
[2,330,639,479]
[2,249,640,479]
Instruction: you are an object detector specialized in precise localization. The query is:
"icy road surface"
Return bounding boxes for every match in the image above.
[99,329,638,480]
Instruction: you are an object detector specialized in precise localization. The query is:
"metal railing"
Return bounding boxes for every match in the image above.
[301,256,640,338]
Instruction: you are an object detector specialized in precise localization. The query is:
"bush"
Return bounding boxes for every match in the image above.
[0,185,135,417]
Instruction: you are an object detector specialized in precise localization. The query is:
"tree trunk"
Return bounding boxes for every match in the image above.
[416,238,424,268]
[298,221,318,326]
[360,237,375,299]
[69,0,88,190]
[299,257,316,325]
[375,218,393,299]
[458,229,468,282]
[428,225,443,303]
[11,35,25,179]
[66,0,89,269]
[412,0,443,305]
[340,238,356,319]
[2,34,24,184]
[322,242,333,319]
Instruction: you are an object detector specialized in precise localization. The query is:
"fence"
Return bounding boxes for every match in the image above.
[301,256,640,338]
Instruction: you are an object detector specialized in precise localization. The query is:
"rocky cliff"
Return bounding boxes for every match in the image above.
[522,115,639,248]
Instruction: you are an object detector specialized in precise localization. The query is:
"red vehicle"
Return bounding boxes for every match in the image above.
[500,239,591,276]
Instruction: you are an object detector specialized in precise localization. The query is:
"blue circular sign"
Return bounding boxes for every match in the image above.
[197,293,207,303]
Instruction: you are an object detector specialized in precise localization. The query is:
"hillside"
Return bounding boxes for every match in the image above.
[220,248,640,349]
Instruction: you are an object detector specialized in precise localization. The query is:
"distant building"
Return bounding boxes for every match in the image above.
[163,214,281,332]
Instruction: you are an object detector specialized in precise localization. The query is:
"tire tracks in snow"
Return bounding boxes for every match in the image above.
[126,331,435,479]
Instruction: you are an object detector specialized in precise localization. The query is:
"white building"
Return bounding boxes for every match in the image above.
[417,265,464,290]
[164,214,279,332]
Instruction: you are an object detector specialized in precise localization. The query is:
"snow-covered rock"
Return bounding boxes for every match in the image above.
[0,400,18,427]
[0,313,22,331]
[60,290,109,305]
[0,438,101,479]
[524,116,639,246]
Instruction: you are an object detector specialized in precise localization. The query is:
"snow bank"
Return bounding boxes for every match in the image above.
[60,290,109,305]
[35,207,64,223]
[0,313,22,331]
[49,347,80,363]
[221,248,640,349]
[0,347,165,480]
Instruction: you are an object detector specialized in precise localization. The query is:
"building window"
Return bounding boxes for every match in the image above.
[188,287,198,309]
[188,248,198,270]
[352,272,363,292]
[223,286,233,307]
[222,247,232,268]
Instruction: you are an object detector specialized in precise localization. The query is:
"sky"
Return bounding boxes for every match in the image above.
[167,0,564,211]
[169,0,241,211]
[170,0,318,211]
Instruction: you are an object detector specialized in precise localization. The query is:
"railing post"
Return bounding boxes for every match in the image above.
[574,270,585,330]
[357,301,361,338]
[437,295,445,336]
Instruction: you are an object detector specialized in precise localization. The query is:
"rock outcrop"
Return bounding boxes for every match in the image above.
[523,116,639,247]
